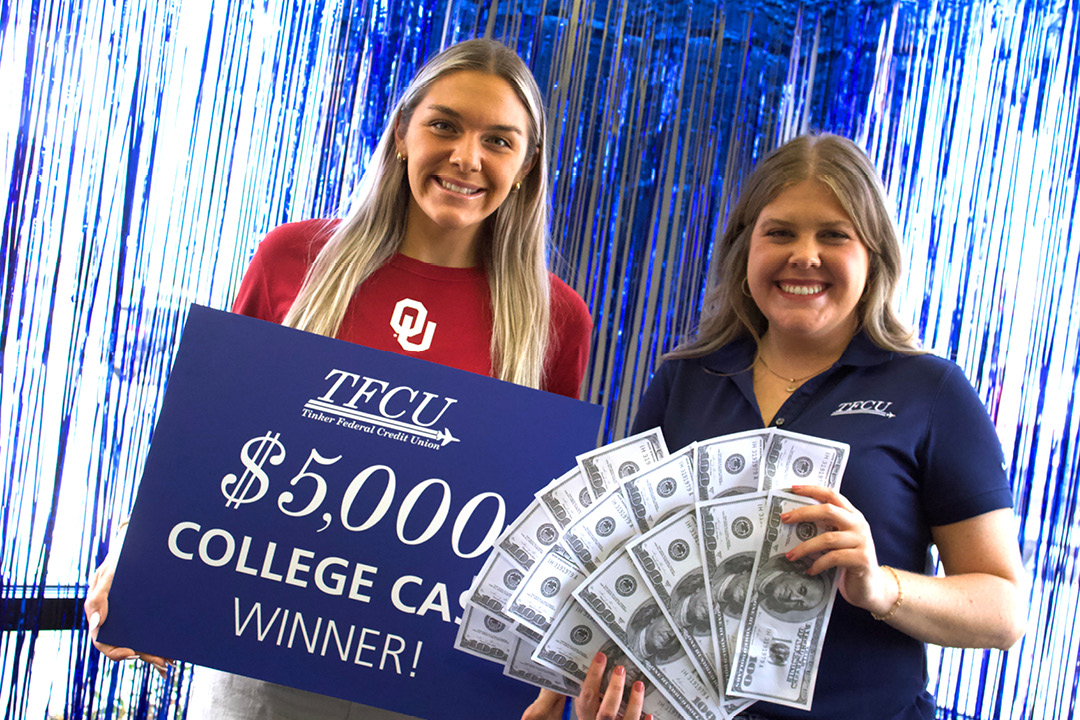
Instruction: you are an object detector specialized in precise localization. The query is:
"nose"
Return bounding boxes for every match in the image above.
[449,133,482,173]
[788,235,821,269]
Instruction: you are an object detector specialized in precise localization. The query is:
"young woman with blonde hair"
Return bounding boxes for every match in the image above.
[533,133,1024,720]
[87,38,592,720]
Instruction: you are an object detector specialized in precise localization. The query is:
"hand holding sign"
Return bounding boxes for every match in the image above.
[85,533,173,677]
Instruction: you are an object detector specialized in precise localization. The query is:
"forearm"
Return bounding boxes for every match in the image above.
[872,567,1027,650]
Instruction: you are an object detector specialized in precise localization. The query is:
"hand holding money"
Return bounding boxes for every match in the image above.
[783,484,889,613]
[575,651,650,720]
[458,427,854,717]
[726,492,840,710]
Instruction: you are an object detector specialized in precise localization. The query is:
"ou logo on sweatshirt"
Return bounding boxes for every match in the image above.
[390,298,437,352]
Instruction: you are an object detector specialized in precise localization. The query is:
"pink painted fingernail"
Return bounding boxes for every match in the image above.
[594,651,606,663]
[614,665,625,677]
[633,681,644,693]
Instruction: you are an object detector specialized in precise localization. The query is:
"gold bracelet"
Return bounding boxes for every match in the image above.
[871,565,903,621]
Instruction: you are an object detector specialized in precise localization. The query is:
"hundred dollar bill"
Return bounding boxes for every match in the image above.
[626,507,719,701]
[578,427,669,499]
[505,635,582,695]
[574,549,720,720]
[695,430,770,500]
[505,543,587,634]
[622,446,697,533]
[532,598,613,683]
[454,604,516,665]
[562,487,639,573]
[642,684,686,720]
[727,492,838,710]
[697,493,770,717]
[498,499,562,571]
[515,622,544,643]
[535,467,594,528]
[759,429,848,491]
[530,601,681,720]
[467,550,525,618]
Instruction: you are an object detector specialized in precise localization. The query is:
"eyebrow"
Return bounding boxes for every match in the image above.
[758,215,855,228]
[425,104,524,136]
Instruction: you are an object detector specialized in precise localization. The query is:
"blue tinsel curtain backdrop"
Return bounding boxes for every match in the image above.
[1,0,1076,717]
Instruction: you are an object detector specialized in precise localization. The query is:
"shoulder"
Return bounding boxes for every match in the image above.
[547,273,593,342]
[539,274,592,398]
[666,338,753,382]
[630,353,710,435]
[548,274,591,324]
[253,219,339,265]
[631,339,754,436]
[835,343,996,437]
[648,340,748,385]
[840,334,970,398]
[873,350,974,402]
[232,219,339,323]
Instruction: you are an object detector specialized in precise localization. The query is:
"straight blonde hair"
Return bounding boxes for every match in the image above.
[283,39,552,388]
[670,133,919,359]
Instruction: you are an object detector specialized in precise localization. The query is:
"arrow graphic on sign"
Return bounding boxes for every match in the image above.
[303,399,460,447]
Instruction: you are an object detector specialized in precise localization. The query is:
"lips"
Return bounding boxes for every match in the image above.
[434,176,484,197]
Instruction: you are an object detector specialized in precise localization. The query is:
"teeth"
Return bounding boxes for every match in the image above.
[780,284,824,295]
[438,178,480,195]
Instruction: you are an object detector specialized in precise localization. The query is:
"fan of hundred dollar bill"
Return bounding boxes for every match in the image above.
[455,427,849,720]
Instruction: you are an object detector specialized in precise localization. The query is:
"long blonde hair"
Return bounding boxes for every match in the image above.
[669,133,919,359]
[283,39,552,388]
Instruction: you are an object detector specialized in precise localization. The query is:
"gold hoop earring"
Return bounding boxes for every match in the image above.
[741,277,752,298]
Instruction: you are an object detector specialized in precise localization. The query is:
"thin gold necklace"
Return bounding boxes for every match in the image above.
[756,353,834,393]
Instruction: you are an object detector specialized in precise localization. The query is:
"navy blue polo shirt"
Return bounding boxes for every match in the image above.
[631,333,1014,720]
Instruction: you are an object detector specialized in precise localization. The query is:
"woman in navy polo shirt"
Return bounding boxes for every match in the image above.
[560,134,1027,720]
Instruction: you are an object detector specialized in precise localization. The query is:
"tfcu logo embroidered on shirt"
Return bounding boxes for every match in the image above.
[831,400,896,418]
[391,298,436,352]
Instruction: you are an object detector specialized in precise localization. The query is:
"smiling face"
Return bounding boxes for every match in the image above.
[395,70,535,266]
[746,178,870,348]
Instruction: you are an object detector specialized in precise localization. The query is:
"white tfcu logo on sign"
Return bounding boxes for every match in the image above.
[303,369,460,448]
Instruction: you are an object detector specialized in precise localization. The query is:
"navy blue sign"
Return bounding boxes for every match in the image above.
[101,306,601,718]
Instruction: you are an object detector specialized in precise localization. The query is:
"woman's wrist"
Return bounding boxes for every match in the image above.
[871,565,904,621]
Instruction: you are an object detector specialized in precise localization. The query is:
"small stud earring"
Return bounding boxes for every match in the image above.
[513,181,522,193]
[396,152,406,163]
